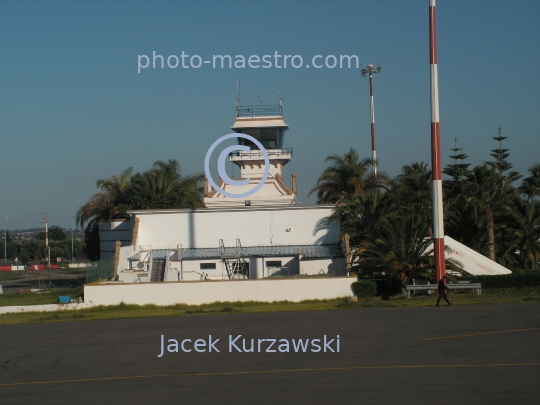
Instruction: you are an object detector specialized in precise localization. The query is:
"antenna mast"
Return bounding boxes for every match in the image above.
[236,81,241,117]
[429,0,446,283]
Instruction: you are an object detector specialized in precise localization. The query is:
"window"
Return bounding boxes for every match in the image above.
[266,261,282,268]
[200,263,216,270]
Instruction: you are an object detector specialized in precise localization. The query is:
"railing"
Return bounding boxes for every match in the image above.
[164,250,169,283]
[170,244,182,261]
[319,268,339,276]
[219,239,226,256]
[237,105,282,117]
[149,249,154,278]
[171,267,207,281]
[236,238,242,258]
[229,148,293,158]
[138,245,151,264]
[401,283,482,298]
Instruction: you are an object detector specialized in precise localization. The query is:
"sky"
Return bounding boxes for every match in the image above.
[0,0,539,231]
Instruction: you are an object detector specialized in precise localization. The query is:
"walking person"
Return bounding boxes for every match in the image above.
[436,276,453,306]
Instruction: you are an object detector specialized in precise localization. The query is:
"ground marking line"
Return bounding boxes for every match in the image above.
[1,363,539,387]
[423,327,540,341]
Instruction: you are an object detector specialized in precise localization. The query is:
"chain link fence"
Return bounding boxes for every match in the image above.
[85,259,114,284]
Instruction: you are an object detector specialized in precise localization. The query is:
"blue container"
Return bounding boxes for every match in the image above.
[59,295,71,303]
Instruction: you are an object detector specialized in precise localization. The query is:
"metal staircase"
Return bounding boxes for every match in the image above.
[150,259,166,282]
[220,239,249,280]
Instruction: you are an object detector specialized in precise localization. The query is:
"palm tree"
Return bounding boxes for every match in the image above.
[519,163,540,200]
[464,164,515,262]
[501,199,540,269]
[127,159,205,210]
[388,162,432,220]
[76,167,133,229]
[353,209,461,282]
[308,148,383,204]
[76,159,205,260]
[76,168,133,261]
[445,202,487,254]
[329,188,388,246]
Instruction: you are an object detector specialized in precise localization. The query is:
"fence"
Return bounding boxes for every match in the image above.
[85,259,114,284]
[237,104,282,117]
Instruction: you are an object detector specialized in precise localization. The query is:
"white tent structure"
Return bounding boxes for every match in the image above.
[442,236,511,276]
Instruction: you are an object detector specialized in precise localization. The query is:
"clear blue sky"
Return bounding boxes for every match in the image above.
[1,0,539,230]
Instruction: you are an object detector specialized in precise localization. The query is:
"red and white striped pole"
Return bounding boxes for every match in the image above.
[45,212,50,270]
[429,0,446,283]
[369,72,377,177]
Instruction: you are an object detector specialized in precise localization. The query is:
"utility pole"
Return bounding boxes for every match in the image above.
[429,0,446,283]
[44,212,54,288]
[361,64,382,177]
[4,217,8,265]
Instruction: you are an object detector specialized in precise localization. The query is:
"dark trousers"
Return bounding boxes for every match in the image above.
[437,292,450,305]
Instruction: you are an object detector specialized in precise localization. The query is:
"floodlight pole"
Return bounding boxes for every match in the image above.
[44,212,54,288]
[70,214,75,263]
[429,0,446,283]
[361,64,382,177]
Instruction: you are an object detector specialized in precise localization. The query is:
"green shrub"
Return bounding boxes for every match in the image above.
[366,277,402,295]
[351,279,377,298]
[460,271,540,289]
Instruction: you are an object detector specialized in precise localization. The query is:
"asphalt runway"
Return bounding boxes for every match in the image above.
[1,303,539,405]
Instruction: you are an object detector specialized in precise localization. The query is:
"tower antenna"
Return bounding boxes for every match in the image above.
[236,81,241,117]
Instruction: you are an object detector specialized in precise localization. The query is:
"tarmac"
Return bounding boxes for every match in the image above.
[0,302,539,404]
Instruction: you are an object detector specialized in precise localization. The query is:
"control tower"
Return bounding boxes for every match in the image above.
[204,96,297,207]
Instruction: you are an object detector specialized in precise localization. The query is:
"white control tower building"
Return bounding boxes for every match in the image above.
[204,98,297,207]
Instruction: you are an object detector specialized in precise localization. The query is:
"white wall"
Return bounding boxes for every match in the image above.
[131,205,338,249]
[175,260,224,281]
[300,258,347,276]
[0,303,94,315]
[84,277,355,306]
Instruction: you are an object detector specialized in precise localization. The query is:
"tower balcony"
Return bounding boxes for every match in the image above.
[229,148,293,160]
[230,148,292,178]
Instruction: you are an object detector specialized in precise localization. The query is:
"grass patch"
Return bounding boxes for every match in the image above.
[184,306,235,315]
[36,313,86,321]
[0,272,29,282]
[0,287,84,307]
[0,287,539,325]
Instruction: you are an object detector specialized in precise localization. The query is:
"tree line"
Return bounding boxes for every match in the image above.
[0,226,86,264]
[310,136,540,282]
